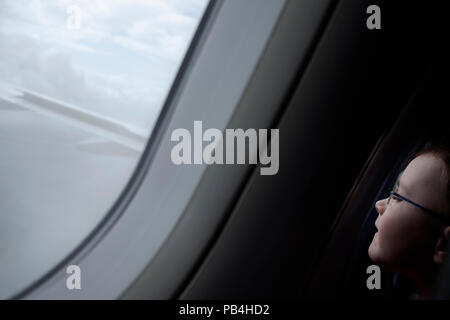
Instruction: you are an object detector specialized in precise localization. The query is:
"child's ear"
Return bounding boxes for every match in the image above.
[434,226,450,265]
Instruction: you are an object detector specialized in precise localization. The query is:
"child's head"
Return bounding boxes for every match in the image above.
[368,144,450,298]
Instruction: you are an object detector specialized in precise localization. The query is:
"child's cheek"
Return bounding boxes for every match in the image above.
[378,212,400,244]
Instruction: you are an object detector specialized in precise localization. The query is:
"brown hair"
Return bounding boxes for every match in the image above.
[416,144,450,216]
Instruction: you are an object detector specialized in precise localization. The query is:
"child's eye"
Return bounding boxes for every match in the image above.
[391,194,402,202]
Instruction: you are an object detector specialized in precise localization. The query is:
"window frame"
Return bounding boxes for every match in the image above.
[15,0,333,299]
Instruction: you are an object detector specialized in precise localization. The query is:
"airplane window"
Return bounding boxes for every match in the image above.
[0,0,209,298]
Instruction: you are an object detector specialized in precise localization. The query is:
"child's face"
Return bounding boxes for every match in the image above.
[368,154,448,274]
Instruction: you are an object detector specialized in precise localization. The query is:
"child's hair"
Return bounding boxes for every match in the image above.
[416,144,450,216]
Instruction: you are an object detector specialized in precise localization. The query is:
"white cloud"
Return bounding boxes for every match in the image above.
[0,0,208,131]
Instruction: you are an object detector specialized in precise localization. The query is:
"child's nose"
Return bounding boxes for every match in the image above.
[375,198,388,215]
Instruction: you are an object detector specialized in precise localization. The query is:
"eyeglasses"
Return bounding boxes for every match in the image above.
[387,191,450,225]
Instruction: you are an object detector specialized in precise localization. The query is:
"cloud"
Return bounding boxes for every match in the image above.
[0,0,208,131]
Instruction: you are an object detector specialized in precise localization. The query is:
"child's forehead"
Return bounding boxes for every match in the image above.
[400,154,446,196]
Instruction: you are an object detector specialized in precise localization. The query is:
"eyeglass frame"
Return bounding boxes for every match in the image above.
[388,191,450,225]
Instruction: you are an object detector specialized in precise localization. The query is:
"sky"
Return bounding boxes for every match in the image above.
[0,0,208,134]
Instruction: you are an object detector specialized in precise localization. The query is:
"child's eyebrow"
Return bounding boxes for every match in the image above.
[396,177,409,194]
[394,181,399,192]
[394,171,405,192]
